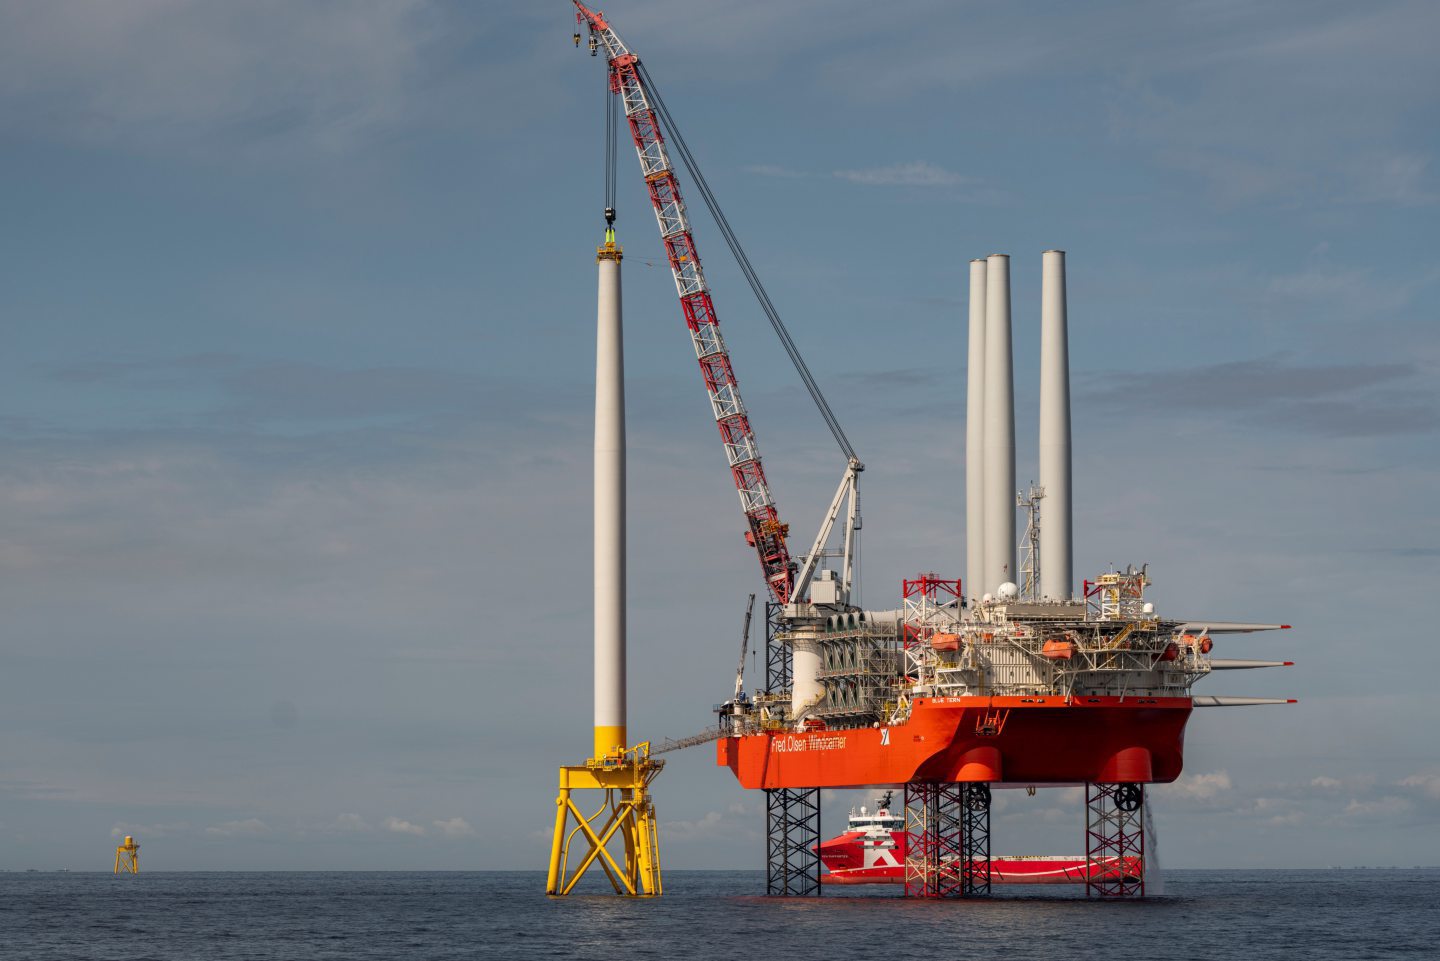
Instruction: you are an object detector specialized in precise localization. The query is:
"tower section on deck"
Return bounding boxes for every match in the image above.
[1038,250,1073,601]
[965,258,988,600]
[982,254,1016,594]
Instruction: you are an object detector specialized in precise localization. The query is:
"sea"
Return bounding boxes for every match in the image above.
[3,869,1436,960]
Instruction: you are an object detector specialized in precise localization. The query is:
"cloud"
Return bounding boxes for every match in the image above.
[45,355,518,427]
[1080,355,1439,437]
[0,776,86,802]
[1370,547,1440,559]
[383,816,426,837]
[1150,147,1300,206]
[833,161,971,187]
[1399,774,1440,802]
[205,818,270,838]
[1142,769,1440,833]
[327,813,372,834]
[1101,2,1440,207]
[744,163,809,179]
[1268,266,1391,304]
[1155,770,1233,804]
[1254,799,1308,828]
[1348,152,1439,207]
[111,821,190,840]
[1265,261,1440,316]
[663,806,760,843]
[431,817,475,839]
[848,367,948,391]
[1343,796,1413,819]
[750,159,997,200]
[664,810,726,839]
[1088,356,1413,407]
[0,0,454,156]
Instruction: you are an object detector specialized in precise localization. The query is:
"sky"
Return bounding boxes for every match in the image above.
[1,0,1437,872]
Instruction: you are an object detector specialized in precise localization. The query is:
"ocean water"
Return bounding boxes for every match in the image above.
[3,869,1436,960]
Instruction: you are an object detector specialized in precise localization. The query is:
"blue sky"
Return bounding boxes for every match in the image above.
[1,0,1437,870]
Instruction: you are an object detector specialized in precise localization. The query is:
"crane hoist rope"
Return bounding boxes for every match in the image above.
[602,66,618,230]
[574,1,860,608]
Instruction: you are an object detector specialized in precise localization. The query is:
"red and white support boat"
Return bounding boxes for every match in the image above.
[817,793,1140,886]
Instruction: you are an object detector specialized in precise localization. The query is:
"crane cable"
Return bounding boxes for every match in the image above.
[603,70,618,223]
[634,62,857,464]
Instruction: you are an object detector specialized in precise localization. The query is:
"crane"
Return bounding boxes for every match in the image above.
[574,2,859,610]
[733,593,755,700]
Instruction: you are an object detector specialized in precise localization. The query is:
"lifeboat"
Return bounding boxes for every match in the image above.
[1041,638,1076,660]
[1179,633,1214,654]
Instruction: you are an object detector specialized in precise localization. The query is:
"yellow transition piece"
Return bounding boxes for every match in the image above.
[593,724,626,763]
[114,836,140,874]
[546,742,663,897]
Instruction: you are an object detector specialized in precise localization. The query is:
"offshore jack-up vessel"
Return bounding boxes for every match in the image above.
[717,566,1293,793]
[716,569,1291,897]
[570,2,1295,898]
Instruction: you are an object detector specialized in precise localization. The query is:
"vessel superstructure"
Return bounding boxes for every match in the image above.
[717,570,1289,789]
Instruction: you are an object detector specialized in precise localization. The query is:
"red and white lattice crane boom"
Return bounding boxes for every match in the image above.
[574,1,798,604]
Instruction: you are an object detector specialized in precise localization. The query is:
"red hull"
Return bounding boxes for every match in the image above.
[718,695,1191,789]
[821,859,1141,885]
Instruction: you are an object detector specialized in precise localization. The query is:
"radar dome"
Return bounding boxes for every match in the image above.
[997,582,1019,600]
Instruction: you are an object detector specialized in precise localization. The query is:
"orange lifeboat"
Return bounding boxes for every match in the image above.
[930,633,961,652]
[1041,639,1076,660]
[1179,633,1214,654]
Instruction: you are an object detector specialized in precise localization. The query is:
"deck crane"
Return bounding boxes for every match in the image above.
[733,593,755,701]
[574,2,862,614]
